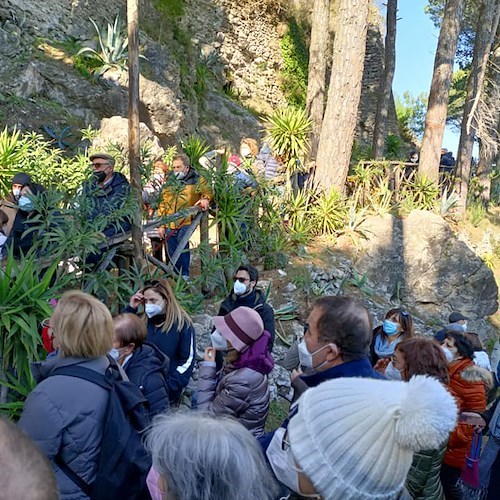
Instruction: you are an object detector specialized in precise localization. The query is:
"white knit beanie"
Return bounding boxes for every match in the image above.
[288,376,458,500]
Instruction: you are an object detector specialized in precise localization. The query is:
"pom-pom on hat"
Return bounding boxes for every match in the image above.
[288,376,458,500]
[213,306,264,353]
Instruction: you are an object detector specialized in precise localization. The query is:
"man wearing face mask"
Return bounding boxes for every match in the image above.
[157,153,211,278]
[217,265,275,350]
[434,311,469,343]
[81,153,132,240]
[0,172,32,240]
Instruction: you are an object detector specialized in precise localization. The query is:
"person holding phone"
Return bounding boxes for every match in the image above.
[125,279,195,406]
[197,306,274,438]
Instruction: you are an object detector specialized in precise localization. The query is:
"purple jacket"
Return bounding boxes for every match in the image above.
[197,331,274,437]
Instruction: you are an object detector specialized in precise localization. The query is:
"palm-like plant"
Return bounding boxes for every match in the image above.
[264,107,312,175]
[310,188,348,235]
[0,127,30,196]
[78,16,129,77]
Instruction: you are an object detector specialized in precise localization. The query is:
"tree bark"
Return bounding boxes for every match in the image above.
[418,0,465,182]
[314,0,371,190]
[372,0,398,159]
[455,0,500,215]
[127,0,143,263]
[306,0,330,160]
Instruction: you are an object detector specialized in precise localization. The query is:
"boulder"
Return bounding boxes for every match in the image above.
[355,211,498,320]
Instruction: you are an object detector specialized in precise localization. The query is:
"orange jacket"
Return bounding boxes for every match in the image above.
[444,359,491,469]
[157,169,211,229]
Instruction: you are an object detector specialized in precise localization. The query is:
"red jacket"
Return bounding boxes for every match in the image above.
[444,359,492,468]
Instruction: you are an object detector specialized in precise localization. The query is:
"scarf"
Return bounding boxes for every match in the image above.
[374,333,402,358]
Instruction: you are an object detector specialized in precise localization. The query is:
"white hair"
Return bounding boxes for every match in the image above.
[145,412,278,500]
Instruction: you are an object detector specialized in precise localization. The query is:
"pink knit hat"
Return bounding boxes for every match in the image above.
[213,306,264,353]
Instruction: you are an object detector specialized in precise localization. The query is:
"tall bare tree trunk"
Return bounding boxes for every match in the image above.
[314,0,371,190]
[418,0,465,181]
[128,0,143,263]
[455,0,500,215]
[372,0,398,159]
[306,0,330,160]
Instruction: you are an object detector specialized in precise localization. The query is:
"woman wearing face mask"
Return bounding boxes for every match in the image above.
[440,331,494,500]
[387,338,452,499]
[370,308,414,367]
[197,306,274,438]
[6,182,47,258]
[112,313,170,416]
[126,279,195,406]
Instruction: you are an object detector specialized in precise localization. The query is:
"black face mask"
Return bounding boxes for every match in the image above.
[94,170,107,183]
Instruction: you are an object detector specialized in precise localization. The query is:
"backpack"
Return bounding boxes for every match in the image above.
[51,361,152,500]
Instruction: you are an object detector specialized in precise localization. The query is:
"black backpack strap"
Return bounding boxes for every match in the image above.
[54,454,92,497]
[50,365,113,390]
[50,365,113,496]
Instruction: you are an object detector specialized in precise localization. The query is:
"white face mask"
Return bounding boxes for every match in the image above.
[385,361,403,380]
[233,280,248,296]
[441,346,455,363]
[145,302,164,318]
[12,187,21,198]
[210,329,228,350]
[297,339,331,370]
[461,323,467,331]
[173,170,187,180]
[240,145,252,157]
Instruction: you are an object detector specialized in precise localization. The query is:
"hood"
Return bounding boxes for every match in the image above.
[232,330,274,375]
[461,363,494,389]
[130,342,169,375]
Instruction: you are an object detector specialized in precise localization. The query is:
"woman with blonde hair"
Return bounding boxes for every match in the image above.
[19,290,115,499]
[126,279,195,405]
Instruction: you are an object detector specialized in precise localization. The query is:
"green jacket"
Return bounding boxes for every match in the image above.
[406,442,446,500]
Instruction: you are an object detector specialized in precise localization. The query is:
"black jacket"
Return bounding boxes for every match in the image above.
[218,289,275,349]
[123,343,170,416]
[81,172,132,238]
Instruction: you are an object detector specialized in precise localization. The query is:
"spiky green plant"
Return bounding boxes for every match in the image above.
[181,136,210,169]
[78,16,129,77]
[310,188,348,236]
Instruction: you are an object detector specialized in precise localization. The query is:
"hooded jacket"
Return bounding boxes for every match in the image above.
[218,289,275,349]
[197,331,274,438]
[158,169,211,229]
[123,342,170,416]
[444,359,493,469]
[81,172,132,238]
[18,355,111,500]
[124,306,196,405]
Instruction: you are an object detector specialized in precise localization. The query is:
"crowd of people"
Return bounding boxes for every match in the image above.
[0,271,497,500]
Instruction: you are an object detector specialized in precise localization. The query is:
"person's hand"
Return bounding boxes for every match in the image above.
[204,347,216,362]
[291,368,303,382]
[130,291,144,309]
[195,198,210,211]
[157,226,165,239]
[460,412,487,430]
[374,357,390,374]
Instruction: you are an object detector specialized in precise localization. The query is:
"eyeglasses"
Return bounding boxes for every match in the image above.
[233,276,250,283]
[91,162,110,168]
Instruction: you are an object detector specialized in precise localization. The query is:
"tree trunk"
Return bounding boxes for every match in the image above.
[127,0,143,263]
[372,0,398,159]
[306,0,330,160]
[314,0,371,190]
[477,140,492,206]
[455,0,500,215]
[418,0,465,182]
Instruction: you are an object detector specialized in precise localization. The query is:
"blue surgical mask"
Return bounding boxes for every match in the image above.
[109,347,123,361]
[18,196,33,211]
[382,320,399,336]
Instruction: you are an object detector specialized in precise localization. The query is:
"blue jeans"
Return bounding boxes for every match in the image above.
[166,225,190,276]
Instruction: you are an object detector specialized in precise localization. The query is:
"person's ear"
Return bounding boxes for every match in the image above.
[124,343,135,355]
[324,343,340,362]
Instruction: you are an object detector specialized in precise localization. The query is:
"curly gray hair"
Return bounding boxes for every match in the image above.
[145,412,278,500]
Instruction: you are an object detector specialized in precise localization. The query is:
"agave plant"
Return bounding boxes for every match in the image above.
[78,16,129,77]
[0,127,31,196]
[181,135,210,169]
[310,188,348,236]
[264,107,312,174]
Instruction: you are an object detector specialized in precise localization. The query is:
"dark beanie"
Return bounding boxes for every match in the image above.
[12,172,32,186]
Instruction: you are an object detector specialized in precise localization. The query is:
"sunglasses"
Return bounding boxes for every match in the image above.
[90,162,110,168]
[233,276,250,283]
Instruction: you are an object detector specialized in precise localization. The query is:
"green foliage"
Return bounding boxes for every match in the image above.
[395,91,428,142]
[401,175,439,212]
[264,107,311,176]
[181,136,210,168]
[77,16,129,77]
[383,134,404,159]
[280,18,308,108]
[466,201,486,227]
[447,68,469,131]
[310,188,348,236]
[154,0,185,18]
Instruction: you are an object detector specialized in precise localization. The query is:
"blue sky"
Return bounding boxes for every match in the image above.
[391,0,460,155]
